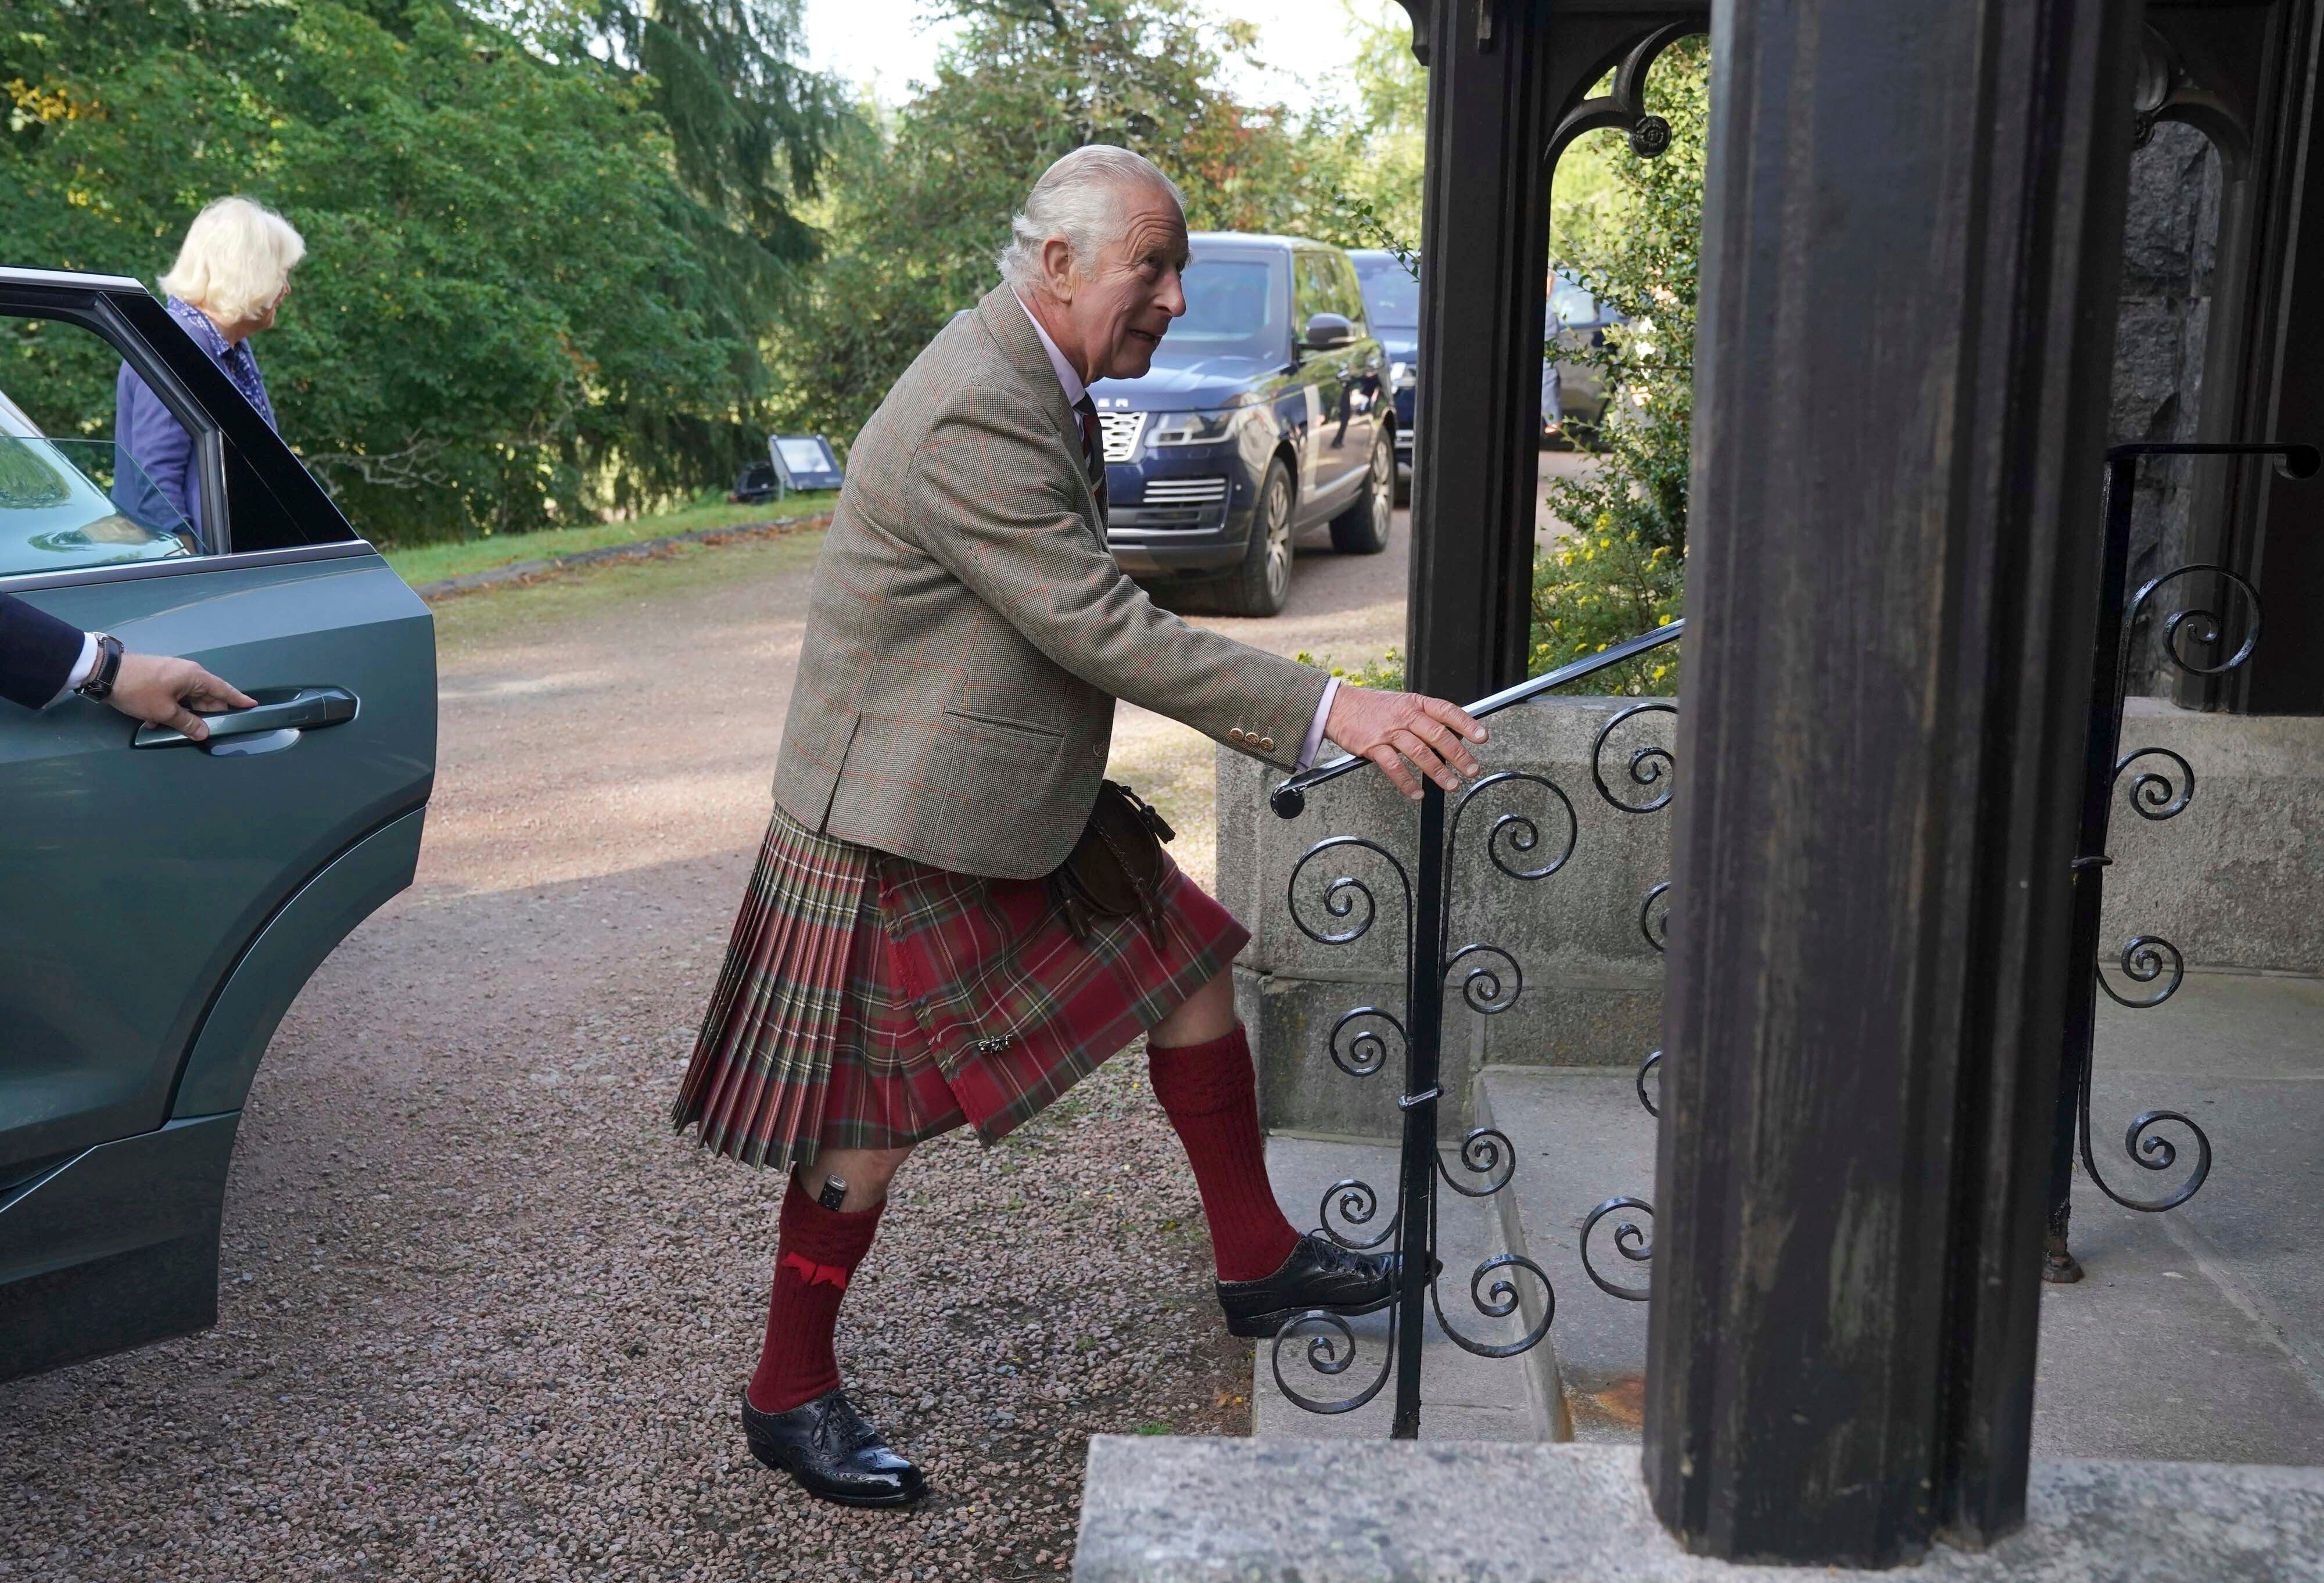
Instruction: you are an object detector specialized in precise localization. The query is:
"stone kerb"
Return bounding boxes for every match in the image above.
[1218,694,2324,1141]
[1218,697,1676,1141]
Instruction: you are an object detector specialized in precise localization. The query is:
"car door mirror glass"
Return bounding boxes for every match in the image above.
[1302,313,1354,351]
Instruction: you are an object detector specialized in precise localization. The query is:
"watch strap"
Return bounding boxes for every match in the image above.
[77,633,124,700]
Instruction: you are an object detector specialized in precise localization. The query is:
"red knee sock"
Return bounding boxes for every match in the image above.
[1147,1024,1301,1283]
[745,1176,885,1415]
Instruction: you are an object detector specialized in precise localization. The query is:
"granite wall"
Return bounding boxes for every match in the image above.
[2112,121,2224,698]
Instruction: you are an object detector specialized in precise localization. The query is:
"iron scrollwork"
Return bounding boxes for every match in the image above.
[1269,837,1411,1412]
[1271,1309,1396,1416]
[2049,444,2314,1271]
[1580,1197,1655,1302]
[1439,1127,1516,1198]
[1318,1176,1398,1252]
[1431,1252,1556,1358]
[1264,618,1690,1428]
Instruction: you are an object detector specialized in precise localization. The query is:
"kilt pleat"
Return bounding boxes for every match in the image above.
[673,812,874,1169]
[672,804,1247,1175]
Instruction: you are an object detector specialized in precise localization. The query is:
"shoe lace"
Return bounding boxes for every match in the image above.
[813,1393,884,1454]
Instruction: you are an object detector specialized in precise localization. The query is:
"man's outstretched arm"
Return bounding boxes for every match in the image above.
[0,591,254,737]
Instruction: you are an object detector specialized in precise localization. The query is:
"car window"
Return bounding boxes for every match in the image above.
[1171,256,1287,361]
[1353,257,1420,331]
[1329,254,1357,332]
[1,314,203,576]
[1293,252,1328,325]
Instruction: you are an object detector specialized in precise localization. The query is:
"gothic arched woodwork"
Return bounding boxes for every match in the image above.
[1545,20,1708,172]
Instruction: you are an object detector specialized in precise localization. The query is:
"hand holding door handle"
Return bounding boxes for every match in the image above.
[132,685,358,748]
[105,652,257,741]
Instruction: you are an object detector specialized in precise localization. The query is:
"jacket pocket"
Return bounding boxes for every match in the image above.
[942,706,1065,744]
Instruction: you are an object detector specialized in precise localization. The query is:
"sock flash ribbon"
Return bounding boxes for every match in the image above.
[780,1251,852,1291]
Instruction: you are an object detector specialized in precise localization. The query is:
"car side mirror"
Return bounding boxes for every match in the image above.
[1301,313,1354,351]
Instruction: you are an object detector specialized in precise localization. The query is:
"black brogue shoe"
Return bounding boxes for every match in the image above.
[1215,1232,1400,1339]
[741,1388,928,1508]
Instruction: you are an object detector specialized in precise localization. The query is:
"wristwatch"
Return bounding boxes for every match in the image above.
[74,633,125,701]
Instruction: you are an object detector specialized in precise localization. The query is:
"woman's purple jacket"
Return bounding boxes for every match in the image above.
[113,297,279,545]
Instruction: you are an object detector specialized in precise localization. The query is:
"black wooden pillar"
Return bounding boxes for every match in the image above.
[1644,0,2141,1566]
[1402,0,1559,702]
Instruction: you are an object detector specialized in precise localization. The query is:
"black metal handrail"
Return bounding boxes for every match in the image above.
[1262,617,1685,1435]
[1269,618,1687,817]
[1255,437,2317,1437]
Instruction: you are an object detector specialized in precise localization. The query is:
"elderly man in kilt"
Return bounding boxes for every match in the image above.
[671,145,1488,1507]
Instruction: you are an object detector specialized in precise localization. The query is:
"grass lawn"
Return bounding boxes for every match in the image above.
[380,492,836,587]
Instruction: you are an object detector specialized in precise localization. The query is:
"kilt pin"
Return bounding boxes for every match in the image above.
[670,274,1397,1509]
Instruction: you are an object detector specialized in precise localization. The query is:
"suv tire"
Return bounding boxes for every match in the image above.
[1221,457,1296,617]
[1330,429,1394,555]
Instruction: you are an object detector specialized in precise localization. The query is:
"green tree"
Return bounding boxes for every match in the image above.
[2,0,846,543]
[772,0,1339,444]
[1307,1,1423,255]
[1530,38,1706,693]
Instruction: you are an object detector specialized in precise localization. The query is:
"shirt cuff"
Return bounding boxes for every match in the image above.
[44,632,99,710]
[1293,676,1341,773]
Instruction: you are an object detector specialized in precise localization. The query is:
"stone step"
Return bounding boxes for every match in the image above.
[1476,967,2324,1463]
[1252,1134,1562,1441]
[1472,1065,1658,1442]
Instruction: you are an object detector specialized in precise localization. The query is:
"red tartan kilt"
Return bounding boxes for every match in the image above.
[672,806,1245,1172]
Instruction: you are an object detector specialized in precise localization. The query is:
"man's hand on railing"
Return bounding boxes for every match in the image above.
[1325,685,1489,801]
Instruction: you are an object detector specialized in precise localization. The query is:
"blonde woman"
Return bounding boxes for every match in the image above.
[114,196,305,545]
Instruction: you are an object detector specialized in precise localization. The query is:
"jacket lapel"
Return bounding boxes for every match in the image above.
[974,287,1106,539]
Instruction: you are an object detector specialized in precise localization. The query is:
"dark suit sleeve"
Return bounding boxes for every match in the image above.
[0,591,87,710]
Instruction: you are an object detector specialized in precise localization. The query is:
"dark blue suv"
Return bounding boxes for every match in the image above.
[1349,249,1418,502]
[1091,234,1394,616]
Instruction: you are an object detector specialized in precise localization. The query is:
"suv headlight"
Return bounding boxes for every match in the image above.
[1145,408,1243,447]
[1390,361,1415,390]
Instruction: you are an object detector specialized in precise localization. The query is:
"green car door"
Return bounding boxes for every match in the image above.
[0,268,436,1381]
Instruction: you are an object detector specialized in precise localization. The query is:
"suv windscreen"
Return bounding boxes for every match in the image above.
[1166,256,1285,361]
[1353,260,1419,331]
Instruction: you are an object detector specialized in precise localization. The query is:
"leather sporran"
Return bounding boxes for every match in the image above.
[1050,780,1177,948]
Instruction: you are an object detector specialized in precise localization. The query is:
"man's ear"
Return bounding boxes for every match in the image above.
[1040,235,1078,300]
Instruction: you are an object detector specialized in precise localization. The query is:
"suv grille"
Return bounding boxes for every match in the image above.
[1141,478,1230,506]
[1098,411,1147,462]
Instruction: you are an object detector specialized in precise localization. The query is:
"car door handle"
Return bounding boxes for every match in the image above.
[132,686,358,748]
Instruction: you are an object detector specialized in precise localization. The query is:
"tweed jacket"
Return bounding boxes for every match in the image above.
[772,285,1330,880]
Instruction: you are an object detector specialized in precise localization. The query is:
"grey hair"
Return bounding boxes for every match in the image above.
[996,145,1185,293]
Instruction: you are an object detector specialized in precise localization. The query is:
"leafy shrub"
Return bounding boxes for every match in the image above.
[1293,648,1406,692]
[1530,37,1707,695]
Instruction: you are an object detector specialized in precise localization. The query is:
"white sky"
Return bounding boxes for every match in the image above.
[795,0,1393,114]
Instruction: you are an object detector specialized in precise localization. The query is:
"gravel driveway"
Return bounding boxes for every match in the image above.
[2,512,1412,1583]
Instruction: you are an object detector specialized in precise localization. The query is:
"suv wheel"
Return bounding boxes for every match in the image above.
[1222,458,1296,617]
[1330,429,1394,555]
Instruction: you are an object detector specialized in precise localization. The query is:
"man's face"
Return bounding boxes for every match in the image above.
[1060,185,1189,381]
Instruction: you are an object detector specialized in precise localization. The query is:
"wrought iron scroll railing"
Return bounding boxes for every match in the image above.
[2043,439,2319,1280]
[1265,620,1684,1437]
[1259,439,2316,1433]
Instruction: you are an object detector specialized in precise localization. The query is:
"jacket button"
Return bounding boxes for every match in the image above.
[1092,743,1106,759]
[1259,736,1276,752]
[1228,728,1246,743]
